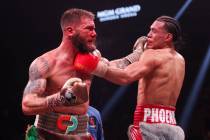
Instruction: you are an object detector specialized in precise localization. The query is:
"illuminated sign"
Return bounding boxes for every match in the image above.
[97,4,141,22]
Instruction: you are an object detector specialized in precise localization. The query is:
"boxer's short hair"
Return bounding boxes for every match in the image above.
[156,16,183,50]
[60,8,95,30]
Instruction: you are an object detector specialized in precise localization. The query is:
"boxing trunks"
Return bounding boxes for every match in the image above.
[26,112,93,140]
[127,104,185,140]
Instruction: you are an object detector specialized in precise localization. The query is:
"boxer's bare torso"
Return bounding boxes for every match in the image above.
[104,20,185,107]
[22,47,91,115]
[137,48,185,107]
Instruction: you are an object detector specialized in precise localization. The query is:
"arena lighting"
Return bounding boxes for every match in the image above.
[101,0,193,120]
[174,0,192,20]
[101,85,129,119]
[96,4,141,22]
[180,44,210,130]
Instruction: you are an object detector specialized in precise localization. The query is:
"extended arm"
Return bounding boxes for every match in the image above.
[104,60,150,85]
[74,49,158,85]
[104,51,159,85]
[110,36,147,69]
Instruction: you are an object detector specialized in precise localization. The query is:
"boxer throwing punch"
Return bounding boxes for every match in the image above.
[74,16,185,140]
[22,8,146,140]
[22,8,97,140]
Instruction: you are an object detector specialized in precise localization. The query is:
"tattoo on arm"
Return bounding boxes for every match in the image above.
[23,79,46,96]
[29,57,49,80]
[23,57,49,96]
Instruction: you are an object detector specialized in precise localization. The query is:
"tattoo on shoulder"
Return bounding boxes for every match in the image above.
[24,57,48,96]
[29,57,49,80]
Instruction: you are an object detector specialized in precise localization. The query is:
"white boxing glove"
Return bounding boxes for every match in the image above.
[125,36,147,63]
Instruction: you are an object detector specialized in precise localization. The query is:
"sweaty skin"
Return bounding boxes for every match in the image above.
[22,16,96,115]
[103,21,185,107]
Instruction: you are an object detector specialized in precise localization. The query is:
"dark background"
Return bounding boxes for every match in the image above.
[1,0,210,140]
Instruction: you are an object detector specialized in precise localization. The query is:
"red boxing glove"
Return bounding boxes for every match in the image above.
[74,53,99,73]
[74,50,109,77]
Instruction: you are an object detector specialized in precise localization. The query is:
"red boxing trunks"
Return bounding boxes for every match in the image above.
[133,104,176,126]
[128,104,180,140]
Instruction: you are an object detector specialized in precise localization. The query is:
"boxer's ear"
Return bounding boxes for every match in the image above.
[64,26,74,37]
[165,33,173,42]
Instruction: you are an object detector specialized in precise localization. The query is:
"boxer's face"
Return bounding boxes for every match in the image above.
[147,20,170,49]
[72,17,96,52]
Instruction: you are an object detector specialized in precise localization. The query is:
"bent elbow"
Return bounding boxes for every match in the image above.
[22,98,34,115]
[22,104,34,115]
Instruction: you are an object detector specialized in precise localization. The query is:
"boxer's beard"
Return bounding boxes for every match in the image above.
[72,33,95,53]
